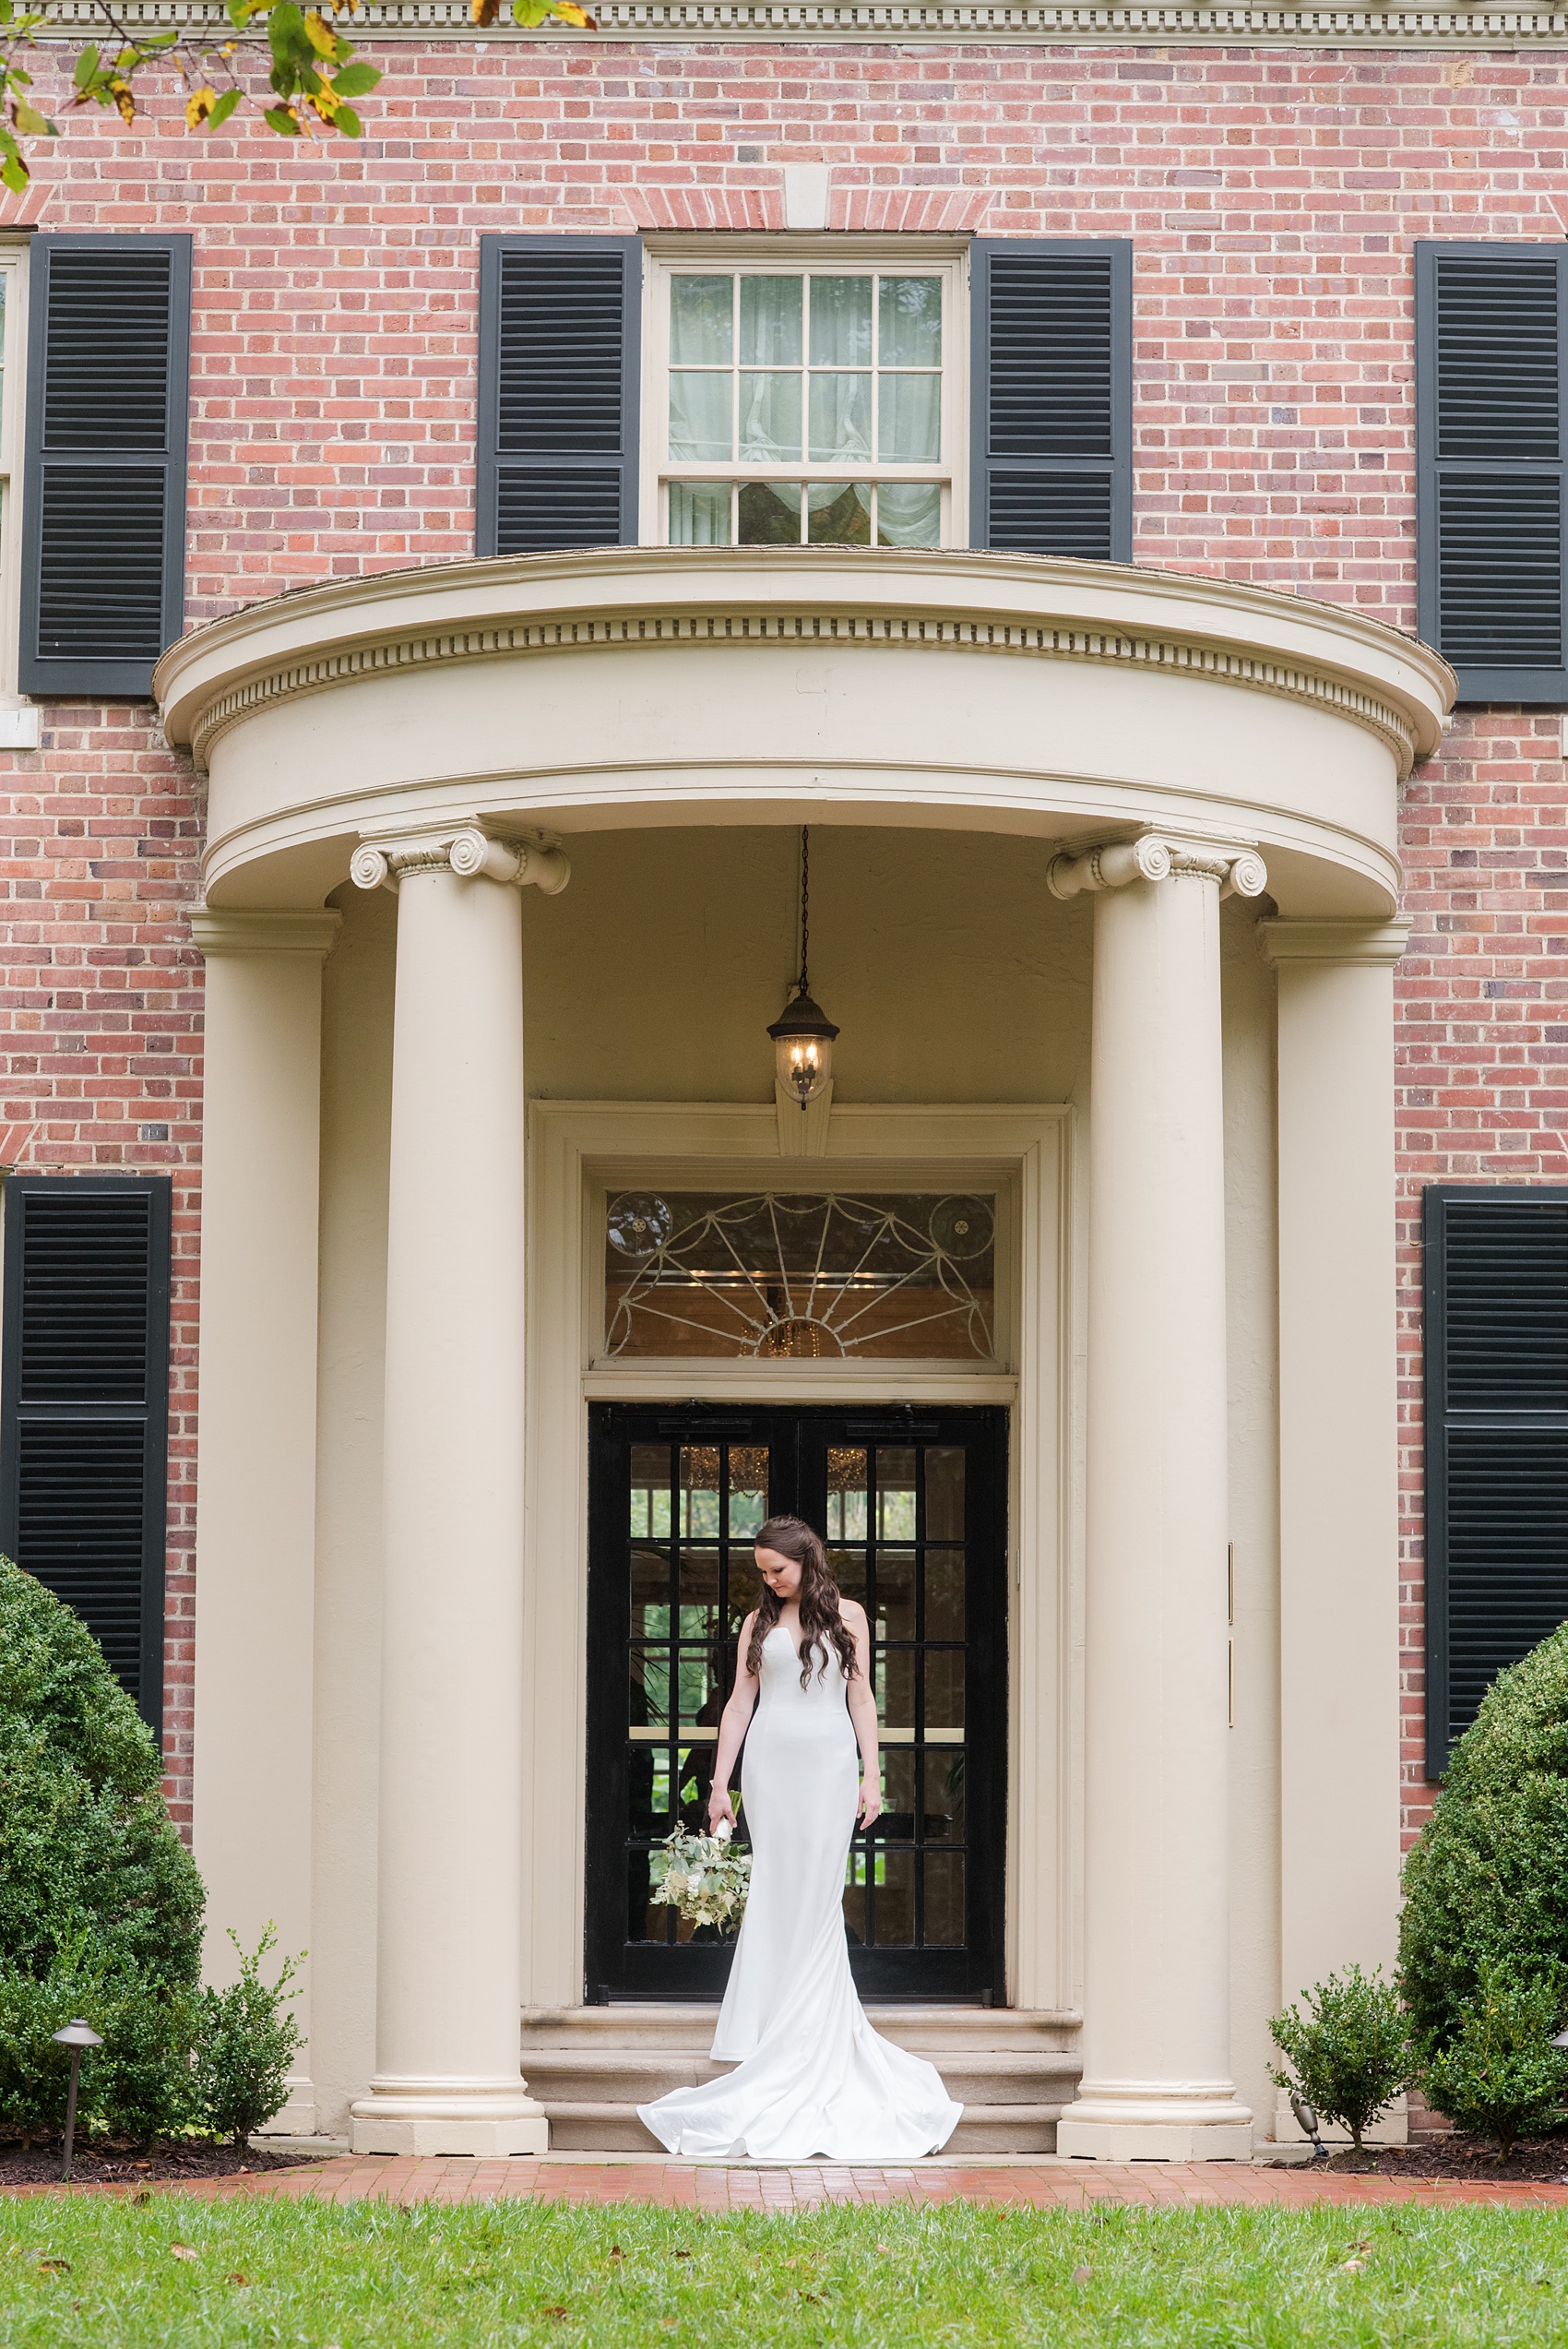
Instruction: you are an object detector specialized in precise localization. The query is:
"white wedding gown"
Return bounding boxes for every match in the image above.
[637,1623,962,2160]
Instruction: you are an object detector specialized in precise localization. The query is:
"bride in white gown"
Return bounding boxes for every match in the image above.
[637,1515,961,2162]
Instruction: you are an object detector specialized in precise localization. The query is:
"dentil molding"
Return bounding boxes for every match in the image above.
[35,0,1568,41]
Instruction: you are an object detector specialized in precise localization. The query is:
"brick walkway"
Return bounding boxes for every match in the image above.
[11,2157,1568,2211]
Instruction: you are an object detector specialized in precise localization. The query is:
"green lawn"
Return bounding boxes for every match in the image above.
[2,2194,1567,2345]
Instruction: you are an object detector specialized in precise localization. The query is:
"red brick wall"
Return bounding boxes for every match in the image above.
[1,35,1563,1827]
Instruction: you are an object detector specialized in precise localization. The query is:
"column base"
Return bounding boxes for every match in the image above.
[350,2076,550,2157]
[1055,2084,1253,2164]
[253,2077,317,2140]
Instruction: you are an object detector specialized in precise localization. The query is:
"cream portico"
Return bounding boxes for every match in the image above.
[158,547,1451,2163]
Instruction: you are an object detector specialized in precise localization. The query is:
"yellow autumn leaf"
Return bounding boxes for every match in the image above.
[552,3,594,20]
[303,10,338,54]
[310,79,341,114]
[471,0,501,20]
[110,77,135,122]
[184,84,217,125]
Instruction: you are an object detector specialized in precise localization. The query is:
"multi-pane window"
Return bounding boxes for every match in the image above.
[657,264,956,549]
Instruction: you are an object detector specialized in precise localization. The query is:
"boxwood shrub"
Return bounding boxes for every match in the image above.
[1400,1620,1568,2057]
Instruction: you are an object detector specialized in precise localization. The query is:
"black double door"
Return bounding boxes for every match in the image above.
[586,1402,1007,2003]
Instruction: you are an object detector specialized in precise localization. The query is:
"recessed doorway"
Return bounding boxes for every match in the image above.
[585,1402,1007,2004]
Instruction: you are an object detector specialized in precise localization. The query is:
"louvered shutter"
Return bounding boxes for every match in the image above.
[1423,1186,1568,1771]
[477,236,641,555]
[969,239,1132,561]
[0,1176,172,1735]
[1416,243,1568,704]
[18,235,191,698]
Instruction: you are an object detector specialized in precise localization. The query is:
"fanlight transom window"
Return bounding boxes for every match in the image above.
[603,1191,996,1362]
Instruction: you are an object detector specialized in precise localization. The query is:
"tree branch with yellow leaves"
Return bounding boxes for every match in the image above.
[0,0,592,191]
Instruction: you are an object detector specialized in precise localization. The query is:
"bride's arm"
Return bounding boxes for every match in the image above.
[707,1611,761,1830]
[842,1601,882,1828]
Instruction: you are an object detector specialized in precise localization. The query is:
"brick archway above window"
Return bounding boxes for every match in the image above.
[620,184,993,234]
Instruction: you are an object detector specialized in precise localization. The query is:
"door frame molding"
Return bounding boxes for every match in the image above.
[525,1099,1075,2016]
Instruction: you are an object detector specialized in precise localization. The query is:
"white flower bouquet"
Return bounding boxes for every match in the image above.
[648,1818,752,1936]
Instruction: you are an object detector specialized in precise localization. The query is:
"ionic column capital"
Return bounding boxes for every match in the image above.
[1048,833,1267,904]
[350,825,570,899]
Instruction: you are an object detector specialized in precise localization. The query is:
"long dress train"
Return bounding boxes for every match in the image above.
[637,1623,961,2160]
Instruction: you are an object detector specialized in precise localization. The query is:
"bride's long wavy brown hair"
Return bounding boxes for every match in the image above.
[746,1515,860,1689]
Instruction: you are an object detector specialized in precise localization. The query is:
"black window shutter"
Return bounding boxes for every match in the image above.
[969,239,1132,562]
[1423,1186,1568,1772]
[1416,242,1568,705]
[477,235,641,556]
[19,234,192,699]
[0,1175,172,1736]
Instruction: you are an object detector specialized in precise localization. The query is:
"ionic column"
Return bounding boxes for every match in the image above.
[348,825,568,2159]
[192,905,341,2140]
[1051,834,1265,2164]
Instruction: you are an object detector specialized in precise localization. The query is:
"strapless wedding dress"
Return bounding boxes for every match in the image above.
[637,1623,961,2160]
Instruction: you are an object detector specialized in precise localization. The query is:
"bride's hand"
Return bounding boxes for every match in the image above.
[858,1773,882,1829]
[707,1787,736,1832]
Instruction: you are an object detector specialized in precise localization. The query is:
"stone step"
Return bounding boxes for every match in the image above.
[523,2047,1079,2109]
[541,2100,1068,2155]
[519,2007,1083,2154]
[522,2004,1080,2054]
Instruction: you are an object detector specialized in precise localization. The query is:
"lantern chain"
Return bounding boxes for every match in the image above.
[799,825,811,997]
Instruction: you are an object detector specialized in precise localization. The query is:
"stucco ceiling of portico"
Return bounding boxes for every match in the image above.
[155,546,1453,919]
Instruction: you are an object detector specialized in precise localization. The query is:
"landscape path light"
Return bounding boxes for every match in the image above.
[51,2018,102,2182]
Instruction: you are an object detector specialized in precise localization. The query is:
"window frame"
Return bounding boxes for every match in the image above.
[640,237,969,551]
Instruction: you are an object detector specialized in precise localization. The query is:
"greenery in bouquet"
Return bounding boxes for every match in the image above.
[649,1822,752,1937]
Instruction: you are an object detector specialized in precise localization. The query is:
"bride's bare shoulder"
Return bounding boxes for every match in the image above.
[837,1595,869,1629]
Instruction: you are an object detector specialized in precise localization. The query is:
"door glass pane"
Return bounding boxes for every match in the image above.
[879,1645,914,1732]
[876,1449,918,1538]
[924,1647,965,1731]
[669,372,731,462]
[671,274,732,363]
[738,482,802,543]
[925,1448,965,1539]
[880,1747,918,1840]
[631,1443,671,1535]
[631,1546,671,1639]
[875,1545,916,1640]
[677,1644,725,1727]
[809,373,872,462]
[925,1550,964,1640]
[811,275,873,364]
[740,275,802,365]
[678,1546,721,1636]
[923,1851,964,1945]
[730,1447,769,1535]
[923,1745,965,1841]
[678,1448,721,1535]
[631,1647,670,1726]
[826,1447,869,1539]
[873,1849,915,1944]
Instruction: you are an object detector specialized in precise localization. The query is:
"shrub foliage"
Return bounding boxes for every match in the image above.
[1399,1622,1568,2058]
[1268,1964,1409,2151]
[0,1557,203,1985]
[1420,1962,1568,2160]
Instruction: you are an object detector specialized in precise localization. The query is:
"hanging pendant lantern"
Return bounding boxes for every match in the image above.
[767,827,840,1110]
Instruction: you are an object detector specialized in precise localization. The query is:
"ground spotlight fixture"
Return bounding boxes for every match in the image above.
[52,2017,103,2182]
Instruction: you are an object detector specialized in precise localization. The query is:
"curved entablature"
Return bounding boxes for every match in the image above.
[154,546,1454,918]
